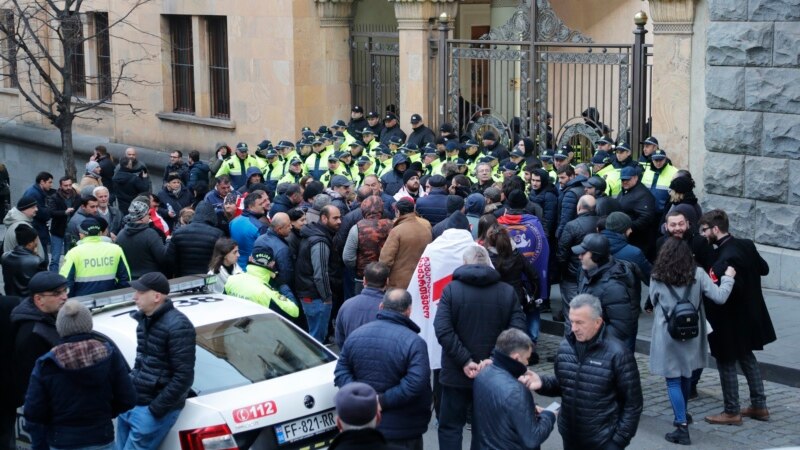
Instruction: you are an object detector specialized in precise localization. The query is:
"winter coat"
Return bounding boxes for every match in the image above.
[415,189,449,226]
[406,125,436,149]
[577,258,636,344]
[0,296,22,412]
[616,181,656,252]
[334,310,432,440]
[380,154,410,196]
[253,229,295,288]
[95,154,116,194]
[497,212,550,300]
[96,206,124,236]
[130,300,196,418]
[595,194,622,217]
[269,194,295,218]
[116,222,167,279]
[379,123,407,146]
[187,160,211,191]
[3,208,45,259]
[434,264,526,388]
[10,298,61,407]
[649,268,734,378]
[705,235,776,361]
[22,184,53,245]
[156,185,193,230]
[112,167,151,214]
[60,236,131,297]
[49,189,81,238]
[538,326,642,450]
[556,212,598,282]
[23,335,137,448]
[1,246,47,297]
[473,350,556,450]
[334,287,384,348]
[208,264,244,294]
[488,248,540,308]
[602,230,651,281]
[555,175,587,239]
[164,161,190,186]
[165,202,224,276]
[65,208,95,250]
[530,185,558,238]
[379,213,432,289]
[229,210,268,269]
[328,429,395,450]
[295,221,336,301]
[225,265,300,318]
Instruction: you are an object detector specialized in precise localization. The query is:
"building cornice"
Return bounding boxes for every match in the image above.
[649,0,695,35]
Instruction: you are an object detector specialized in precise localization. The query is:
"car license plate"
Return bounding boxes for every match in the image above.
[274,409,336,445]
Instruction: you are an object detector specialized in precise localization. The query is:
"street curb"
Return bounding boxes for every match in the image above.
[540,317,800,388]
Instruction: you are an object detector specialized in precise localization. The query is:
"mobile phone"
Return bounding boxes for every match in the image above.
[545,401,561,413]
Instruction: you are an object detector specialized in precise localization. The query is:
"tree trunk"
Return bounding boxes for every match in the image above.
[60,119,77,179]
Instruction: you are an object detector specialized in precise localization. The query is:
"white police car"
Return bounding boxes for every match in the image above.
[16,275,339,450]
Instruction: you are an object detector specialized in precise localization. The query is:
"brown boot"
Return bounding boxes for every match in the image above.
[741,406,770,421]
[704,411,743,425]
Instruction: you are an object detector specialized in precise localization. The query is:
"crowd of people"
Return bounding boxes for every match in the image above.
[0,106,777,449]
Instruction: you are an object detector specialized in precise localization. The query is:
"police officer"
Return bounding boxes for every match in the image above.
[641,148,679,215]
[214,142,261,190]
[591,150,621,196]
[539,149,557,183]
[422,145,442,177]
[348,106,368,138]
[509,148,526,172]
[401,143,422,165]
[305,137,331,181]
[262,148,285,194]
[279,158,305,185]
[321,152,346,187]
[60,217,131,297]
[361,128,380,154]
[366,111,384,136]
[380,113,407,145]
[639,136,659,172]
[406,113,436,148]
[373,145,393,178]
[355,156,375,188]
[611,141,639,172]
[225,244,300,320]
[553,145,573,171]
[595,136,614,153]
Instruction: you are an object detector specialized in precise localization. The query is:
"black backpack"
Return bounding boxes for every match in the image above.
[657,283,700,341]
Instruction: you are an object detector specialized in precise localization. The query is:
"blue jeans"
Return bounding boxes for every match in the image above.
[666,377,691,425]
[116,405,181,450]
[302,299,331,343]
[49,235,64,272]
[525,309,540,344]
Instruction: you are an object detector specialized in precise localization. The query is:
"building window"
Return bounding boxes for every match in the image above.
[170,15,194,114]
[69,14,86,98]
[1,9,18,89]
[95,12,112,99]
[207,16,229,119]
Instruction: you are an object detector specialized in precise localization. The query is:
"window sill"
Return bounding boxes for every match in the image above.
[156,111,236,130]
[0,87,19,95]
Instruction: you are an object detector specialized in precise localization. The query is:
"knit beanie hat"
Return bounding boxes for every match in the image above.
[402,170,419,185]
[16,195,37,211]
[126,197,150,223]
[446,195,465,214]
[56,300,93,338]
[669,176,694,194]
[507,189,528,210]
[85,161,101,178]
[605,212,632,234]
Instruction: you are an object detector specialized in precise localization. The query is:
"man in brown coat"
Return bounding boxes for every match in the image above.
[380,198,432,289]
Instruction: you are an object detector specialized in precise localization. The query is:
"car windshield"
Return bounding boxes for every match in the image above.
[192,314,336,396]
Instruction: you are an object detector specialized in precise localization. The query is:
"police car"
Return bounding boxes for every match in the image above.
[16,275,339,450]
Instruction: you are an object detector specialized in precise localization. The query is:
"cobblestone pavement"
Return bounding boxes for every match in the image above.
[531,333,800,449]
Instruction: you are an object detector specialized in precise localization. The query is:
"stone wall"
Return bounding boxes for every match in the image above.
[703,0,800,258]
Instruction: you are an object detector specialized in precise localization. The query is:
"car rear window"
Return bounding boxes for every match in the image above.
[192,314,336,395]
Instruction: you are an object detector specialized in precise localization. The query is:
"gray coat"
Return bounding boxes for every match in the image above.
[648,267,734,378]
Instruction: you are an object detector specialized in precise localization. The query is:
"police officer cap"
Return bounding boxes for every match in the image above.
[322,133,335,142]
[276,140,295,149]
[351,105,364,113]
[349,140,365,148]
[465,139,480,148]
[591,151,612,165]
[595,136,614,146]
[410,114,423,124]
[445,140,460,152]
[510,149,525,158]
[620,166,639,180]
[454,158,467,166]
[250,244,277,270]
[367,111,379,119]
[402,143,420,153]
[327,153,340,162]
[79,217,104,236]
[290,158,303,165]
[256,140,272,151]
[28,272,68,295]
[312,137,325,145]
[423,145,438,156]
[439,123,455,133]
[582,175,607,192]
[384,112,398,122]
[651,149,667,160]
[615,141,632,152]
[502,161,519,172]
[478,156,493,164]
[356,156,371,166]
[338,151,352,161]
[571,233,610,257]
[333,131,345,139]
[300,138,314,147]
[265,149,279,158]
[377,145,392,156]
[387,136,403,146]
[361,127,374,135]
[130,272,171,295]
[301,130,315,139]
[317,125,330,135]
[235,142,249,152]
[642,136,659,146]
[332,119,347,128]
[482,131,496,141]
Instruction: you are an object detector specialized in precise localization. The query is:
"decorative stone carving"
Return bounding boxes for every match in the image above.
[390,0,458,31]
[480,0,592,43]
[315,0,354,28]
[649,0,695,35]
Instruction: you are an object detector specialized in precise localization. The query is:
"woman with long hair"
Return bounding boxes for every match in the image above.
[649,237,736,445]
[475,214,497,245]
[483,224,541,363]
[207,237,244,293]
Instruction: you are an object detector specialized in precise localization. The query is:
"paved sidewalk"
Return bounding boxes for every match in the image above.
[543,287,800,387]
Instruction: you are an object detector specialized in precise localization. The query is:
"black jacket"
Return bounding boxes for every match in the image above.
[406,125,436,148]
[156,185,193,229]
[538,326,642,450]
[616,181,656,251]
[434,264,526,388]
[295,221,336,300]
[269,194,295,218]
[556,176,587,239]
[577,258,637,344]
[488,248,540,306]
[0,295,22,412]
[557,212,599,282]
[380,154,410,196]
[49,189,81,238]
[113,168,151,214]
[1,246,47,297]
[165,203,224,276]
[130,300,196,418]
[379,124,407,146]
[96,155,116,195]
[328,429,397,450]
[116,222,167,279]
[10,298,61,407]
[415,189,449,226]
[473,350,556,450]
[530,185,559,238]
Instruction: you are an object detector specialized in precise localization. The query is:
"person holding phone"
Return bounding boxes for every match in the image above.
[472,328,556,450]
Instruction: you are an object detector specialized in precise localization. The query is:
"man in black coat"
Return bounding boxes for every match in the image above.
[379,113,407,146]
[535,294,642,450]
[556,195,597,322]
[699,210,776,425]
[328,383,396,450]
[0,294,21,448]
[616,166,656,258]
[406,114,436,149]
[1,225,47,297]
[165,202,224,277]
[434,246,526,450]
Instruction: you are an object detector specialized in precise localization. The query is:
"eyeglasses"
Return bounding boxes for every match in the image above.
[700,226,711,233]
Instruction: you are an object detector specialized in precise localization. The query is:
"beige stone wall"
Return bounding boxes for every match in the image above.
[553,0,654,44]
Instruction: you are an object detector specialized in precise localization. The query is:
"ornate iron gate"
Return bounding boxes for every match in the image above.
[440,0,652,163]
[350,24,400,115]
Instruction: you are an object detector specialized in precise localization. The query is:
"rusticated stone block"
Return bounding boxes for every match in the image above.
[701,194,756,239]
[706,67,745,110]
[754,202,800,250]
[704,109,762,154]
[704,152,745,196]
[709,0,748,21]
[749,0,800,21]
[774,23,800,67]
[790,161,800,206]
[707,22,773,66]
[744,156,788,202]
[762,113,800,159]
[745,68,800,114]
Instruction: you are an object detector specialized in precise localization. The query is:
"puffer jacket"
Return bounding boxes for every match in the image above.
[334,310,431,440]
[10,298,61,407]
[165,202,224,276]
[380,154,410,196]
[130,300,195,418]
[473,350,556,450]
[116,222,167,279]
[538,326,642,450]
[1,246,47,297]
[252,229,294,288]
[602,230,651,281]
[577,258,636,344]
[415,189,449,226]
[557,212,599,282]
[434,264,526,388]
[187,160,211,191]
[23,335,137,448]
[555,175,587,239]
[530,184,559,238]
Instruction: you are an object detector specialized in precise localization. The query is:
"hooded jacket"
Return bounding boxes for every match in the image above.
[601,229,651,281]
[1,246,47,297]
[187,160,211,191]
[557,212,599,282]
[21,183,52,245]
[497,212,550,300]
[10,298,61,407]
[23,335,137,448]
[556,175,588,239]
[577,258,637,344]
[237,166,265,194]
[116,222,167,278]
[465,194,485,239]
[112,165,151,214]
[529,170,559,237]
[380,153,410,196]
[165,202,224,276]
[434,264,526,388]
[295,221,337,301]
[616,181,656,252]
[3,208,45,259]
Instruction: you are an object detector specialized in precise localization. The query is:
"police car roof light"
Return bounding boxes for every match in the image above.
[75,275,215,311]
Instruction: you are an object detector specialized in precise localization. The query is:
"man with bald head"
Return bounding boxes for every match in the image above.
[253,212,296,295]
[555,195,598,322]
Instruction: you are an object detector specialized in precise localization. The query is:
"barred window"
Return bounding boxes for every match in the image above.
[68,14,86,98]
[170,15,194,114]
[95,12,111,99]
[207,16,229,119]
